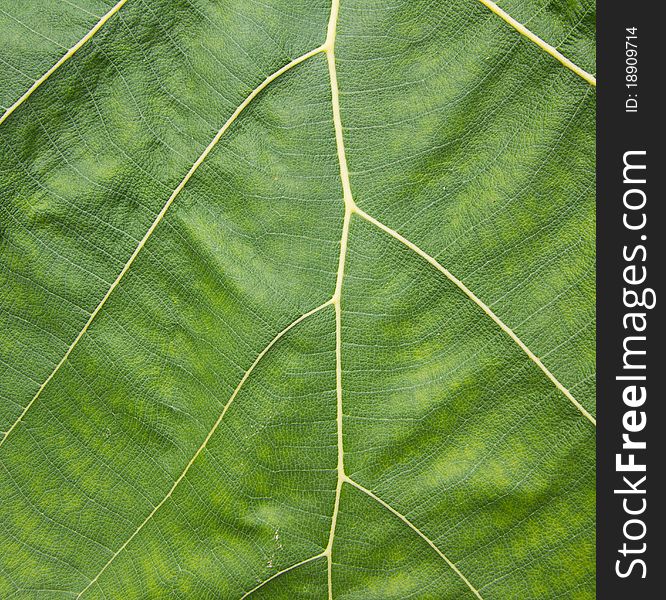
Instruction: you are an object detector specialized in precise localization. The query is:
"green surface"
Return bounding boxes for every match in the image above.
[0,0,595,598]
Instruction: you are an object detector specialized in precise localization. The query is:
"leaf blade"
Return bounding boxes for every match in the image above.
[0,1,595,598]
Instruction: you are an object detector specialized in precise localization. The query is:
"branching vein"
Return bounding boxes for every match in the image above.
[0,44,325,448]
[476,0,596,86]
[76,299,333,598]
[345,476,484,599]
[0,0,129,126]
[240,553,326,599]
[352,206,597,426]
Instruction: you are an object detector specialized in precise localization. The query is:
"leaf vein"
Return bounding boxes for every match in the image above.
[476,0,596,86]
[352,206,597,426]
[0,44,325,449]
[344,476,483,599]
[0,0,129,127]
[74,299,333,598]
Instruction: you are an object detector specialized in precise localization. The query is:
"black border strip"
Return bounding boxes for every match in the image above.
[597,1,663,597]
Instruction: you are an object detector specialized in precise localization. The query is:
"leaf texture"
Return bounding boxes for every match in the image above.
[0,0,595,598]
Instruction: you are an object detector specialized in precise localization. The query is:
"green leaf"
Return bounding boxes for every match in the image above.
[0,0,595,598]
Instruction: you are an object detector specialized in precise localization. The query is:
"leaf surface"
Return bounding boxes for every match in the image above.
[0,1,595,598]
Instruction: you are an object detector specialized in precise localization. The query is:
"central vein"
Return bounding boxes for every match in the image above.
[322,0,356,598]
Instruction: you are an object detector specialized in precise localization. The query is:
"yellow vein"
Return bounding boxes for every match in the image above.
[353,206,596,426]
[324,208,350,600]
[344,476,483,599]
[324,0,355,215]
[0,0,129,126]
[76,299,333,598]
[323,1,356,598]
[0,45,325,449]
[239,553,326,599]
[476,0,596,86]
